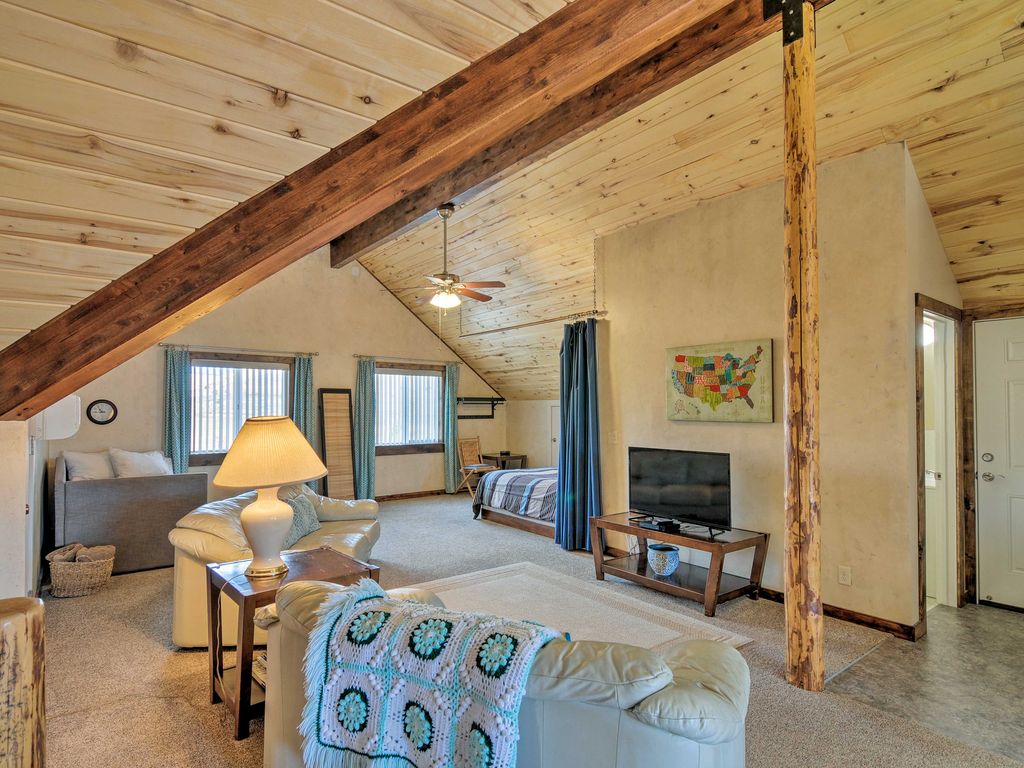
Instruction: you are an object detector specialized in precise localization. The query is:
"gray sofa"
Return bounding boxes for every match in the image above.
[54,455,208,574]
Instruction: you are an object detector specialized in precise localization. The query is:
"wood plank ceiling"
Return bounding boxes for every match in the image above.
[1,0,1022,400]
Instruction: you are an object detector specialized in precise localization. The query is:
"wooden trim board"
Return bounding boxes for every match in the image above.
[760,587,917,642]
[375,489,447,502]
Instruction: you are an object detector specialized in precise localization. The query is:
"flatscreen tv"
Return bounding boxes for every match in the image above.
[628,447,731,530]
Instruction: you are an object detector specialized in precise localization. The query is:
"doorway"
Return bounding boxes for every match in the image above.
[549,404,561,467]
[974,316,1024,611]
[922,313,957,609]
[915,293,965,636]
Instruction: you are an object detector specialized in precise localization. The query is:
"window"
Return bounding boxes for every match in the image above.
[374,364,444,455]
[189,354,293,465]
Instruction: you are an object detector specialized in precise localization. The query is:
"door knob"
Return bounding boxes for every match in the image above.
[981,472,995,482]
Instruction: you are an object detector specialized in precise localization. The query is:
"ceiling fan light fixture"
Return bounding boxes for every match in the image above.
[429,291,461,309]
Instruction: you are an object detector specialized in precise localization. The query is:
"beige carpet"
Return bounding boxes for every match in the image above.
[411,561,750,649]
[42,494,1022,768]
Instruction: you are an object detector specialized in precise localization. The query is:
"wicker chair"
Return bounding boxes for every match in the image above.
[456,437,497,495]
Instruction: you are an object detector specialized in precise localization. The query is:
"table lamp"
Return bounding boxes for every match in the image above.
[214,416,327,578]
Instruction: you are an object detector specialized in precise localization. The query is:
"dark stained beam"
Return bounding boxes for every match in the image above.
[330,0,837,268]
[0,0,837,420]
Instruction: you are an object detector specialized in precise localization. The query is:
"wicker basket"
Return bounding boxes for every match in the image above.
[47,550,115,598]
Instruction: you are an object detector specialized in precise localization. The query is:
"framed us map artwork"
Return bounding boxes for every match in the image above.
[666,338,773,423]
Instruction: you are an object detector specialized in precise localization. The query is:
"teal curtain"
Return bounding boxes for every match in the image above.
[555,319,603,551]
[443,363,460,493]
[292,354,316,488]
[354,358,376,500]
[163,347,191,474]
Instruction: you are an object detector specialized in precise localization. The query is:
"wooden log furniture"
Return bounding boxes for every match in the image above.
[590,513,769,617]
[0,597,46,767]
[206,547,378,739]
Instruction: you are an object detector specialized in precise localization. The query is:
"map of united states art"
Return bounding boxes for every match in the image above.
[666,339,773,423]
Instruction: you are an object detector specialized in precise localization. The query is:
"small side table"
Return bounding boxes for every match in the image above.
[590,513,768,617]
[482,452,527,469]
[206,546,379,739]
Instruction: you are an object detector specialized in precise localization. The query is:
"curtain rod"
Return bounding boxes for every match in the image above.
[159,343,317,357]
[353,354,461,365]
[458,309,606,339]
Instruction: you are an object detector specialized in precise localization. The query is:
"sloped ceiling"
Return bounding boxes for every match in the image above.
[0,0,1022,401]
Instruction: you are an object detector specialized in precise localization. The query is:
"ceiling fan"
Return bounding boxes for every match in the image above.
[419,203,505,309]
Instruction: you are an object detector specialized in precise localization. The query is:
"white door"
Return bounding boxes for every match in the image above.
[923,314,956,607]
[975,317,1024,609]
[549,404,561,467]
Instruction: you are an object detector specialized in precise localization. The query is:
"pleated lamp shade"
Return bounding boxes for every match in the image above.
[214,416,327,489]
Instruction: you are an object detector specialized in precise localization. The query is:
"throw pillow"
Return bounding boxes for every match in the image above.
[283,494,321,549]
[63,450,114,481]
[109,448,174,478]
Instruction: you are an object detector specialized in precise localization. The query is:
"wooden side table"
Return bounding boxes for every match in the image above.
[206,546,379,739]
[590,513,768,617]
[482,452,527,469]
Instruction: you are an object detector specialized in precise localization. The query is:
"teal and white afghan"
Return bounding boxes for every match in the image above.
[301,579,559,768]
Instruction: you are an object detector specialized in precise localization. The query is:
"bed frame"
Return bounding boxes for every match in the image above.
[475,504,555,539]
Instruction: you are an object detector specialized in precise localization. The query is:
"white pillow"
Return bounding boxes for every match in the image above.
[63,450,114,481]
[109,448,174,478]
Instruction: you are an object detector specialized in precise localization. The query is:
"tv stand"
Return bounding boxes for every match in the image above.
[590,513,769,617]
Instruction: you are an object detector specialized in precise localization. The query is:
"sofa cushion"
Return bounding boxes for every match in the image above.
[525,639,673,709]
[63,450,114,481]
[289,520,380,563]
[283,494,321,548]
[629,639,750,744]
[175,492,253,550]
[109,448,173,478]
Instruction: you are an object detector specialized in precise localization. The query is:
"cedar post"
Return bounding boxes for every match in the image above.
[0,598,46,766]
[780,0,824,691]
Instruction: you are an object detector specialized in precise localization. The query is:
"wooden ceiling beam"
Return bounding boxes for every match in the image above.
[330,0,837,269]
[0,0,834,420]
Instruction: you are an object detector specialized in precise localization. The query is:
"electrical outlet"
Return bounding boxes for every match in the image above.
[837,566,852,586]
[609,430,619,444]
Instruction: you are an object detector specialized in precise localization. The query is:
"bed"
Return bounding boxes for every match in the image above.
[472,467,558,538]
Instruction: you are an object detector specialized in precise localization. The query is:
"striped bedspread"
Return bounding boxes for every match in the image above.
[473,467,558,522]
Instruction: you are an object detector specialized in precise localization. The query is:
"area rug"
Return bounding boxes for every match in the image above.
[409,561,751,650]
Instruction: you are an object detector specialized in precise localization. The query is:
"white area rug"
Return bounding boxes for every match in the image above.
[410,561,751,650]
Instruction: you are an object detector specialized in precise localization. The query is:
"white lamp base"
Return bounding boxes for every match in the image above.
[240,486,293,578]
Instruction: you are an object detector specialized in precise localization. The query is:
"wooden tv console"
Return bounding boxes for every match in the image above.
[590,512,769,617]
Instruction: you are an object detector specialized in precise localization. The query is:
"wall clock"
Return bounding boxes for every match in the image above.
[86,399,118,425]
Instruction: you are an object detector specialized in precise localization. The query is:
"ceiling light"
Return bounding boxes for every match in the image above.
[430,291,461,309]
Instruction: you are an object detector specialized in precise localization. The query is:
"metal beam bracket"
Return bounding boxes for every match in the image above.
[764,0,805,44]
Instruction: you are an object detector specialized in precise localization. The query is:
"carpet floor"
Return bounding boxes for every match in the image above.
[43,495,1022,768]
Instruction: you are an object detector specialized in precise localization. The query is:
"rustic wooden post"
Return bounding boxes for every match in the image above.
[779,0,824,691]
[0,597,46,766]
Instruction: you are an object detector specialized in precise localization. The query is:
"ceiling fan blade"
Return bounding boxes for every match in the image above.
[425,275,447,286]
[456,287,492,302]
[458,281,505,289]
[414,296,430,305]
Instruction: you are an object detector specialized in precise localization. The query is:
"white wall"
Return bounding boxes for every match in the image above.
[596,143,961,627]
[0,422,30,598]
[49,248,505,499]
[506,399,560,468]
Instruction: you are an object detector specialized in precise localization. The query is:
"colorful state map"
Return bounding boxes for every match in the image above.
[670,346,763,411]
[666,338,773,423]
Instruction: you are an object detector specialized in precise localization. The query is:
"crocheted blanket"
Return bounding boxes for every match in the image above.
[301,579,559,768]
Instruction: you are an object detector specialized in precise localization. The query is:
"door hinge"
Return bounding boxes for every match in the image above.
[764,0,805,44]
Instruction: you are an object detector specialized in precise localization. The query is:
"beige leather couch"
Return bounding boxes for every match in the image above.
[263,581,750,768]
[167,485,379,647]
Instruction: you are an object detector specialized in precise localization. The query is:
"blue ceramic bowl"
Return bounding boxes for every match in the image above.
[647,543,680,577]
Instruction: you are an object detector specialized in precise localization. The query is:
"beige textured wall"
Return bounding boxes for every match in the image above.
[596,143,959,627]
[0,422,29,597]
[505,399,560,469]
[48,248,505,499]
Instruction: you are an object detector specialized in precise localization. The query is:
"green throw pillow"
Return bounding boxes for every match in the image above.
[283,494,321,549]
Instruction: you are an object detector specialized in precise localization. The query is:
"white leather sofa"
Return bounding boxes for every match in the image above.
[262,580,750,768]
[167,485,379,647]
